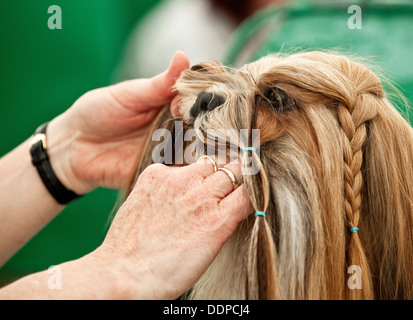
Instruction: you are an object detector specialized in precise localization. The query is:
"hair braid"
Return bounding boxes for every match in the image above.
[244,151,280,300]
[338,91,380,299]
[332,56,385,299]
[338,103,364,230]
[242,98,280,300]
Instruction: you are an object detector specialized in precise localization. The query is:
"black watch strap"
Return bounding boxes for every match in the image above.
[30,122,81,205]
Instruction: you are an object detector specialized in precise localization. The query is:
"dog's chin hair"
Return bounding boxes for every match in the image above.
[190,182,312,300]
[189,223,249,300]
[188,177,313,300]
[275,177,311,299]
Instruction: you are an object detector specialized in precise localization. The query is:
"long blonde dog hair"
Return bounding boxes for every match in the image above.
[126,51,413,299]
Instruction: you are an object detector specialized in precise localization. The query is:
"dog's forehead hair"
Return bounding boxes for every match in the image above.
[200,56,282,94]
[237,55,281,81]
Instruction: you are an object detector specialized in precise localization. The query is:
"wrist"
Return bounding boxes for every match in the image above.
[93,242,179,300]
[45,116,93,195]
[89,246,142,299]
[75,251,134,299]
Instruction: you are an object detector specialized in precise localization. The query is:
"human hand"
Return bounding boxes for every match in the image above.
[46,51,190,194]
[93,157,253,299]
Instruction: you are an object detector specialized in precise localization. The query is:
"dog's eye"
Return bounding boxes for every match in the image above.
[261,88,295,112]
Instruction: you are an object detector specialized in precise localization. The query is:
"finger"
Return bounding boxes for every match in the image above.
[112,51,190,110]
[219,185,253,225]
[170,94,182,117]
[179,155,218,179]
[146,51,190,106]
[204,159,244,198]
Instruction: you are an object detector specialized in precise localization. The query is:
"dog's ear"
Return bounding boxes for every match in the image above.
[360,97,413,298]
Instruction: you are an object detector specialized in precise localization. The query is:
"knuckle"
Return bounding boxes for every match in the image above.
[190,193,220,224]
[139,163,166,180]
[136,164,170,190]
[197,206,225,231]
[207,184,227,200]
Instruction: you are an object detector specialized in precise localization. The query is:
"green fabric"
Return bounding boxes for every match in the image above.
[0,0,161,286]
[225,0,413,123]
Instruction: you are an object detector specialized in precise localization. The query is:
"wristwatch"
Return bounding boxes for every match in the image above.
[30,122,81,204]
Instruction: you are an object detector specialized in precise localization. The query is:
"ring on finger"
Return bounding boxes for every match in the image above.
[218,167,239,190]
[199,155,218,172]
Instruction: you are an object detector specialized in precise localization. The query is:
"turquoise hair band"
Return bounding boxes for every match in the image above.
[242,147,257,153]
[255,211,266,218]
[350,227,359,233]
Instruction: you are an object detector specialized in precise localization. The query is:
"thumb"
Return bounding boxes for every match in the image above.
[110,51,190,110]
[146,50,191,106]
[163,51,191,94]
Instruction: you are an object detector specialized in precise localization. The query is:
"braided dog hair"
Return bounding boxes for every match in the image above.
[127,51,413,299]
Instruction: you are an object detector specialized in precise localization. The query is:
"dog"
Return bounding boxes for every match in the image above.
[127,51,413,299]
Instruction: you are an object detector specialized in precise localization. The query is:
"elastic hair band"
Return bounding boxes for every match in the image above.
[255,211,266,218]
[349,227,359,233]
[242,147,257,153]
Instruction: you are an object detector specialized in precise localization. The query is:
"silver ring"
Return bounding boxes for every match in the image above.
[199,155,218,172]
[218,167,239,190]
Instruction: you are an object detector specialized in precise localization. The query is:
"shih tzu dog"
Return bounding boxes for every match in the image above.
[126,51,413,299]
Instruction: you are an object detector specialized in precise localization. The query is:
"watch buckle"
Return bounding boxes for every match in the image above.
[30,133,47,150]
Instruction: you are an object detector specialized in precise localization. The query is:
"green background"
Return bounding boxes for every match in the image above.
[225,1,413,124]
[0,0,160,286]
[1,0,413,289]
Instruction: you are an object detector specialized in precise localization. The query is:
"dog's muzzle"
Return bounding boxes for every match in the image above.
[190,92,225,118]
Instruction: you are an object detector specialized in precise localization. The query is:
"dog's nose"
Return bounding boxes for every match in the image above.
[190,92,225,118]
